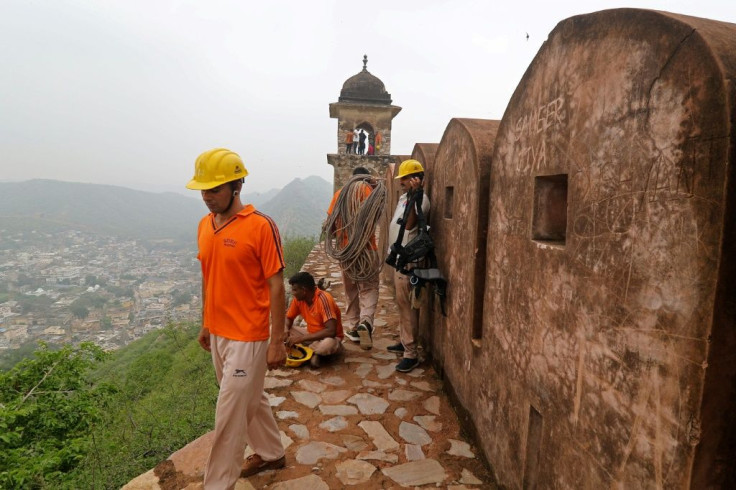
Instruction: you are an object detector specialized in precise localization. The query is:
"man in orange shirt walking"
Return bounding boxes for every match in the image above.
[186,148,287,489]
[285,271,344,368]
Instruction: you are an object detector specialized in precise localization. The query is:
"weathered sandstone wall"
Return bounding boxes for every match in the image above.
[412,9,736,489]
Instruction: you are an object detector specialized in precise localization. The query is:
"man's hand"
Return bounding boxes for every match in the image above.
[409,176,424,192]
[267,341,287,369]
[287,329,306,346]
[198,327,211,352]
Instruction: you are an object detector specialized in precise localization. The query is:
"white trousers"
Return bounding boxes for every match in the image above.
[341,269,379,329]
[204,336,284,490]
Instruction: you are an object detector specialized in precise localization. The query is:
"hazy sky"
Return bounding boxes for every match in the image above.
[1,0,733,195]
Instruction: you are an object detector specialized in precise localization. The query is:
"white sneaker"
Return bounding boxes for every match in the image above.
[356,321,373,350]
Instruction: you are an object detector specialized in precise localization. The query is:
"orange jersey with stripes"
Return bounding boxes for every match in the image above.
[197,205,285,342]
[287,288,344,339]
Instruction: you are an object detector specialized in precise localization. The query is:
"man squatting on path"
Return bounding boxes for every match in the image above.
[284,271,345,368]
[187,148,287,489]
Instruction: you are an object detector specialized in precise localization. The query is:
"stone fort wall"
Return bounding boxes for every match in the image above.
[392,9,736,489]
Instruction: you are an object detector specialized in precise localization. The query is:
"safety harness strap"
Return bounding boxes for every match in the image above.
[387,190,448,317]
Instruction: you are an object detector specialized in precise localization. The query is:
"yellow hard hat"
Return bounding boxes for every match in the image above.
[285,344,314,368]
[186,148,249,190]
[394,159,424,179]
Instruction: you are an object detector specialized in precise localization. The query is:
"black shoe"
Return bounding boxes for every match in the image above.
[356,321,373,350]
[395,357,419,373]
[387,343,405,353]
[344,328,360,343]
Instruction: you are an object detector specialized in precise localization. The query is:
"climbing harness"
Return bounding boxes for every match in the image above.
[385,189,448,316]
[323,174,386,282]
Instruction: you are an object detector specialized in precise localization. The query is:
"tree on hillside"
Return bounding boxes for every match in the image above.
[70,303,89,320]
[100,315,113,330]
[171,289,192,307]
[69,293,108,320]
[17,295,54,316]
[15,273,35,288]
[0,343,112,489]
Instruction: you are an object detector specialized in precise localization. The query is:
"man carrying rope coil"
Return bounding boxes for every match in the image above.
[324,167,386,350]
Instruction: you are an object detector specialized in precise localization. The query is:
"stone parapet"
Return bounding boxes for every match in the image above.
[326,154,397,193]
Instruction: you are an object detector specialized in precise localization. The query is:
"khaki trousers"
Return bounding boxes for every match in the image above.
[293,325,344,356]
[204,336,284,490]
[393,269,419,360]
[341,269,379,328]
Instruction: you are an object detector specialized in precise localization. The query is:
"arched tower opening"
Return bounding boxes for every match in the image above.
[327,56,402,191]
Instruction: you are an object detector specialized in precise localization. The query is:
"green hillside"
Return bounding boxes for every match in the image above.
[0,235,317,488]
[0,324,218,489]
[83,324,219,489]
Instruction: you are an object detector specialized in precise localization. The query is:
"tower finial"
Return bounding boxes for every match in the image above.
[362,54,368,71]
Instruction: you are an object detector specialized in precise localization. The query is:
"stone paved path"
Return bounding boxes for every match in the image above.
[124,247,496,489]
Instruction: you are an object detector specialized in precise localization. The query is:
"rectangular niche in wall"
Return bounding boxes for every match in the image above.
[532,174,568,245]
[444,186,454,219]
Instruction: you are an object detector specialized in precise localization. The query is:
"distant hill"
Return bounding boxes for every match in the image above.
[0,179,204,241]
[244,187,280,208]
[0,178,331,241]
[259,176,333,238]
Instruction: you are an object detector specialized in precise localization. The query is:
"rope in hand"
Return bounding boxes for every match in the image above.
[323,174,386,282]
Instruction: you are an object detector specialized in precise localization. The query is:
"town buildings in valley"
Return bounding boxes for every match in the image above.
[0,229,201,353]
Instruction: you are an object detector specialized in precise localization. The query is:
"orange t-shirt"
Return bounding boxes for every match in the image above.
[287,288,344,339]
[197,205,285,341]
[326,183,377,250]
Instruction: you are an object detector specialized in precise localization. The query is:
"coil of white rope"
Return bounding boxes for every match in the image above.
[323,174,386,281]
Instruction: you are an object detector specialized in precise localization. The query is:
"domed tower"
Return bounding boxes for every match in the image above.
[327,55,402,190]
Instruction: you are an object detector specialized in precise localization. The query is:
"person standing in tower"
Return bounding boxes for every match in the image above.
[186,148,287,488]
[374,131,382,154]
[353,128,360,154]
[358,129,367,155]
[345,129,354,154]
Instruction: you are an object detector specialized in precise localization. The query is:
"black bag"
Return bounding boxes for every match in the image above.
[396,228,433,270]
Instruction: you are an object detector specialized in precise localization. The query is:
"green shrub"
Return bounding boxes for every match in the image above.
[283,235,317,279]
[0,343,110,489]
[71,323,218,489]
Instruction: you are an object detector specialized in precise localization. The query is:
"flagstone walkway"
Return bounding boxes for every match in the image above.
[124,247,497,489]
